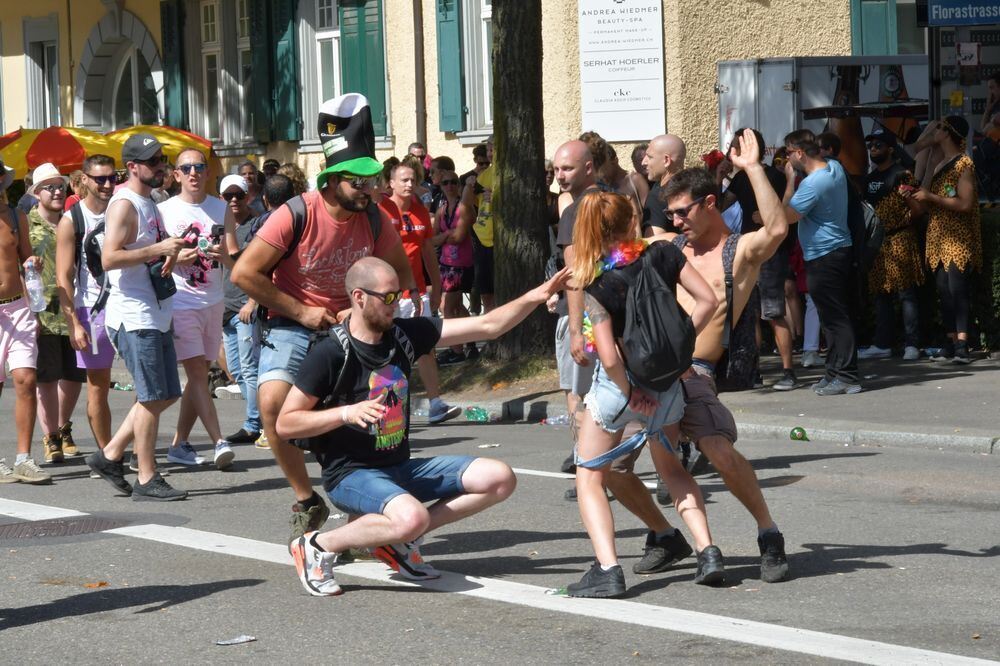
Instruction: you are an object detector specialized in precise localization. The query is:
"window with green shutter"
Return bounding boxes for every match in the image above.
[160,0,188,129]
[271,0,302,141]
[436,0,465,132]
[339,0,388,137]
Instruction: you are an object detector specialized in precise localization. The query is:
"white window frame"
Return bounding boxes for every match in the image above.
[457,0,493,144]
[112,47,138,129]
[200,0,223,142]
[314,2,342,109]
[24,14,61,129]
[236,0,253,140]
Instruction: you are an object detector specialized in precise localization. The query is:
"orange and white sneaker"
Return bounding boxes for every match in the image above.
[373,537,441,580]
[290,532,342,597]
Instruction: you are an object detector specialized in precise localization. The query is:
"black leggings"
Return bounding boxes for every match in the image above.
[934,264,972,335]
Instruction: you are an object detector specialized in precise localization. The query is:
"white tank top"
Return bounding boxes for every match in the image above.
[104,187,173,332]
[73,200,106,310]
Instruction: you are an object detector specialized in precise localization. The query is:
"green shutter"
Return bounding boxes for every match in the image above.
[160,0,188,128]
[249,0,273,143]
[340,0,388,137]
[435,0,465,132]
[852,0,899,55]
[271,0,302,141]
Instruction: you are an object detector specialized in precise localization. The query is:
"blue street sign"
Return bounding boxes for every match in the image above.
[927,0,1000,26]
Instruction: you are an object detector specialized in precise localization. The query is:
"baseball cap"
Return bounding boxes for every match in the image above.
[864,127,897,146]
[121,133,164,163]
[220,174,249,193]
[315,93,382,189]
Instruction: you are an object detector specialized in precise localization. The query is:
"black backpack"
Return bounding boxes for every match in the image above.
[605,249,695,391]
[70,203,110,314]
[291,322,415,452]
[672,234,759,392]
[846,180,884,273]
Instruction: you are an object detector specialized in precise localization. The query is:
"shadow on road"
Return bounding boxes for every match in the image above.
[791,542,1000,579]
[0,578,264,630]
[423,527,648,556]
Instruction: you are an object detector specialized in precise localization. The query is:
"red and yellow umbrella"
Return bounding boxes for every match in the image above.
[106,124,224,188]
[0,126,124,178]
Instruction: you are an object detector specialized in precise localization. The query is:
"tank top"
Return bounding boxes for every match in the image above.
[438,200,473,268]
[74,200,106,310]
[104,187,173,333]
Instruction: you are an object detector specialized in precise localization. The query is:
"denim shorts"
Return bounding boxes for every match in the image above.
[584,362,684,435]
[109,326,181,403]
[327,455,475,516]
[258,322,312,386]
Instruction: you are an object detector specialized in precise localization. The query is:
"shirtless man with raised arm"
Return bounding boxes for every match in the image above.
[650,129,791,583]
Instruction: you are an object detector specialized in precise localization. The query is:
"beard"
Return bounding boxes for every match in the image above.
[140,172,165,189]
[361,306,394,334]
[334,186,370,212]
[871,152,892,166]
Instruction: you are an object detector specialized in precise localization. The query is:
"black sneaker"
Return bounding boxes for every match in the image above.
[772,370,800,391]
[930,343,955,362]
[565,562,626,598]
[560,453,577,474]
[564,486,578,501]
[758,531,789,583]
[132,474,187,501]
[693,545,726,586]
[86,450,132,496]
[633,529,693,574]
[224,428,261,444]
[952,342,972,365]
[436,349,466,366]
[655,478,671,506]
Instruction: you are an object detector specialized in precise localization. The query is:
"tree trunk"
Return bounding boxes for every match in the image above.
[491,0,553,361]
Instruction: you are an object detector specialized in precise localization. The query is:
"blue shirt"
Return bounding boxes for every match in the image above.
[789,159,851,261]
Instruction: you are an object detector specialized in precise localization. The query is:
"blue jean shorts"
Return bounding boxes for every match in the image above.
[327,455,475,516]
[109,326,181,403]
[258,322,312,386]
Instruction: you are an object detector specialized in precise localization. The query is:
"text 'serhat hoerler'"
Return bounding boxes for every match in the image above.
[315,93,382,189]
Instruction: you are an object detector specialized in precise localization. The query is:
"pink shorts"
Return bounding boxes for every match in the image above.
[75,307,116,370]
[0,296,38,382]
[171,301,224,362]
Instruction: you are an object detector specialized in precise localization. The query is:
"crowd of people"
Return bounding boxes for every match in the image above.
[0,89,984,599]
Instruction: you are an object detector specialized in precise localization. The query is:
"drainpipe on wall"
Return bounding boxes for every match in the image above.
[412,0,427,146]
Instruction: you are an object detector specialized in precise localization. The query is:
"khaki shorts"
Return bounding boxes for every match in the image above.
[679,372,738,445]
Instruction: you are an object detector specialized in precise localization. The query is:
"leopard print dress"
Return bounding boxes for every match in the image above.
[869,171,924,294]
[925,154,982,273]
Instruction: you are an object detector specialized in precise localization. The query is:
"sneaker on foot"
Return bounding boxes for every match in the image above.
[213,384,243,399]
[814,378,863,396]
[290,495,331,546]
[693,545,726,586]
[758,531,790,583]
[952,342,972,365]
[771,371,800,392]
[373,538,441,580]
[132,474,187,501]
[224,428,260,445]
[930,344,954,362]
[43,433,64,464]
[811,377,831,393]
[801,350,823,368]
[564,486,578,501]
[0,458,19,483]
[436,349,466,366]
[902,346,920,361]
[655,478,671,506]
[213,440,235,470]
[13,458,52,484]
[166,441,205,466]
[560,453,577,475]
[858,345,891,359]
[564,562,626,598]
[291,532,343,596]
[633,529,694,574]
[255,433,270,449]
[87,450,131,495]
[428,401,462,424]
[128,453,169,476]
[59,421,79,456]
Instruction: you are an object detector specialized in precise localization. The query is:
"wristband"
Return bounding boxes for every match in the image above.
[341,406,349,424]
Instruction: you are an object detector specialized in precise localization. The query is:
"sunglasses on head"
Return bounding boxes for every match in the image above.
[359,287,401,305]
[38,183,67,195]
[134,154,165,168]
[86,173,118,186]
[340,174,378,190]
[223,190,247,201]
[664,196,707,222]
[177,163,208,175]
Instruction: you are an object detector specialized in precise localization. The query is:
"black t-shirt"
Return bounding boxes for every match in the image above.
[556,186,602,248]
[294,317,442,491]
[585,241,687,339]
[222,215,258,316]
[727,165,787,235]
[641,182,669,235]
[863,163,906,208]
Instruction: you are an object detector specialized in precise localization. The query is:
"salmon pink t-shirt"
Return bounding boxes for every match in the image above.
[255,190,400,317]
[378,195,432,294]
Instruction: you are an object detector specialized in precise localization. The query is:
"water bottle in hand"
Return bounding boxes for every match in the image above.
[24,260,46,313]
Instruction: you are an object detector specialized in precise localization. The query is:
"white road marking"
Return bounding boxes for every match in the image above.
[2,499,993,665]
[513,467,657,490]
[0,498,87,521]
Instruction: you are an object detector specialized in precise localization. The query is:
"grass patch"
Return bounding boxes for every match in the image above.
[413,353,558,394]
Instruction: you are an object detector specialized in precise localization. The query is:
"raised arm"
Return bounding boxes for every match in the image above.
[728,130,789,266]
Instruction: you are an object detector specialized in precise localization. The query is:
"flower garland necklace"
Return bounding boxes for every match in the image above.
[582,239,649,352]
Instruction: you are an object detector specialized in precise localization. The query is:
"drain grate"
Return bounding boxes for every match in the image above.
[0,516,130,540]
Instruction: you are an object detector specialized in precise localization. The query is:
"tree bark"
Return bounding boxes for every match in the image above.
[491,0,553,360]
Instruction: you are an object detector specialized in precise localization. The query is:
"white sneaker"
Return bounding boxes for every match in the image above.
[290,532,343,597]
[903,346,920,361]
[373,537,441,580]
[213,440,235,470]
[214,384,243,399]
[858,346,892,359]
[166,442,205,466]
[0,458,17,483]
[801,350,823,368]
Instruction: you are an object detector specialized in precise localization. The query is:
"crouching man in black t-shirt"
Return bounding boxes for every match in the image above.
[279,256,570,596]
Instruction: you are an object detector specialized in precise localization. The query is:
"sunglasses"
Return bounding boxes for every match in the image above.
[664,196,707,222]
[86,173,118,186]
[359,287,401,305]
[340,174,378,190]
[38,183,67,195]
[441,179,459,186]
[223,190,247,201]
[134,154,165,168]
[177,163,208,175]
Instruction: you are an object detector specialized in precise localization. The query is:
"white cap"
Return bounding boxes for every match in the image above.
[219,174,248,194]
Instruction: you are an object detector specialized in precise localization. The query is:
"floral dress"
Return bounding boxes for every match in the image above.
[925,154,982,273]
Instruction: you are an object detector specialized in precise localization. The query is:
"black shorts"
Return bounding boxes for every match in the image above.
[472,235,494,294]
[36,334,86,383]
[758,247,790,320]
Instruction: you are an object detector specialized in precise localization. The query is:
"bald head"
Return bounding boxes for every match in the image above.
[643,134,686,184]
[553,140,597,196]
[345,257,397,297]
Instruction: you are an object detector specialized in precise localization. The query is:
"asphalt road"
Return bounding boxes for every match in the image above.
[1,390,998,664]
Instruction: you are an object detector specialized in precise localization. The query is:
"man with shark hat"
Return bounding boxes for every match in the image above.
[233,93,417,544]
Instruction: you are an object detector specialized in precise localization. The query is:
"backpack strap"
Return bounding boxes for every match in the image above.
[365,202,382,243]
[720,233,741,351]
[670,235,687,250]
[70,203,86,271]
[392,325,416,366]
[281,195,309,260]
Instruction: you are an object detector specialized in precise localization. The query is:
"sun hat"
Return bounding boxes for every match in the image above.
[27,162,69,197]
